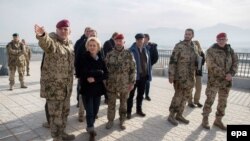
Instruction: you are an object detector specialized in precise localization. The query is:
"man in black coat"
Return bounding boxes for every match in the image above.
[74,27,91,107]
[144,34,159,101]
[102,32,118,57]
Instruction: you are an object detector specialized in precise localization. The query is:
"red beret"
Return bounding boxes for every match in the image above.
[56,19,70,28]
[115,34,124,40]
[216,32,227,39]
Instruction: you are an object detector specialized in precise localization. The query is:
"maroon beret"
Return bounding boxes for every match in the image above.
[216,32,227,39]
[56,19,70,28]
[115,34,124,40]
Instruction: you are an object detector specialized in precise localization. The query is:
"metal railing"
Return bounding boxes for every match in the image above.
[156,49,250,78]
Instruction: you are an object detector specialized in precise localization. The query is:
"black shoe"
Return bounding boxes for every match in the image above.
[145,96,151,101]
[195,103,203,108]
[89,131,97,141]
[136,111,146,117]
[127,113,131,119]
[188,103,195,108]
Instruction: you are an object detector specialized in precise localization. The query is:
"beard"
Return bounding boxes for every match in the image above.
[115,46,124,51]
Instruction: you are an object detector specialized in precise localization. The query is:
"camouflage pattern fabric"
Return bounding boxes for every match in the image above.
[168,41,198,114]
[6,41,26,86]
[24,45,32,74]
[105,48,136,122]
[202,44,238,117]
[36,32,74,139]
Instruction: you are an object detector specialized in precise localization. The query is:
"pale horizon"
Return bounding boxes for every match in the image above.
[1,0,250,46]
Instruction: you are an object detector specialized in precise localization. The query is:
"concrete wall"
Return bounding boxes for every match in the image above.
[152,67,250,90]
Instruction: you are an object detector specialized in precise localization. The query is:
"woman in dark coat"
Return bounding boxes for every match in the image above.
[78,37,108,141]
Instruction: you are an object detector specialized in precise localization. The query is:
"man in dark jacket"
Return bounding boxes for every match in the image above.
[144,34,158,101]
[102,32,118,57]
[127,33,152,119]
[74,27,91,107]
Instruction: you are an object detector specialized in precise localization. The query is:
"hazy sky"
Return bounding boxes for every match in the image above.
[1,0,250,43]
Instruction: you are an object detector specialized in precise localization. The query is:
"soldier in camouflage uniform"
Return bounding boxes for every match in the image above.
[21,39,32,76]
[34,19,75,141]
[6,33,27,90]
[105,34,136,130]
[168,28,199,126]
[188,40,205,108]
[202,33,238,130]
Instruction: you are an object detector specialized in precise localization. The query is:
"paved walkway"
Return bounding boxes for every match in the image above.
[0,61,249,141]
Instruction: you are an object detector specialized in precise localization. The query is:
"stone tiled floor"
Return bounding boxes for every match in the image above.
[0,61,249,141]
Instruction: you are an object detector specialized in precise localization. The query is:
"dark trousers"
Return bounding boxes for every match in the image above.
[104,91,108,100]
[145,80,150,97]
[77,79,80,102]
[45,102,50,124]
[127,76,147,114]
[82,96,101,128]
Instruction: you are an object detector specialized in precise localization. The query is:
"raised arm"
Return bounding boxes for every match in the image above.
[34,24,55,54]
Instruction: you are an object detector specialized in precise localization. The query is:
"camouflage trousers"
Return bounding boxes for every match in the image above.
[169,81,192,115]
[107,91,129,123]
[202,85,230,118]
[47,98,70,138]
[188,76,202,104]
[25,59,30,74]
[8,65,25,86]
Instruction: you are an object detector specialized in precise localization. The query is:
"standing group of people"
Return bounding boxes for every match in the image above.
[6,33,31,90]
[34,19,158,141]
[29,19,237,141]
[167,29,238,132]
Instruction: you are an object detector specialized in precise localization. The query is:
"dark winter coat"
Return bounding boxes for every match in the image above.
[78,51,108,97]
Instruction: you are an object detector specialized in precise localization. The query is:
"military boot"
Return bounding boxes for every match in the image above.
[202,116,210,129]
[176,114,190,124]
[120,121,126,130]
[167,112,178,126]
[53,137,62,141]
[9,85,13,91]
[62,132,75,140]
[214,117,227,130]
[20,83,27,88]
[106,121,113,129]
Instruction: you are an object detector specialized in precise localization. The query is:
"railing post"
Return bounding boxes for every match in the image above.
[0,47,9,75]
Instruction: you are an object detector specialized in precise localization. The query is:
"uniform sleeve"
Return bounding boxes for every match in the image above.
[168,45,179,80]
[128,52,136,84]
[228,49,239,76]
[206,49,225,76]
[36,33,55,54]
[6,44,19,55]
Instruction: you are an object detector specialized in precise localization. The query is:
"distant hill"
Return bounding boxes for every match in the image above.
[144,23,250,52]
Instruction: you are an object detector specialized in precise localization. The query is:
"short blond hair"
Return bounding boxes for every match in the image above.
[85,37,101,51]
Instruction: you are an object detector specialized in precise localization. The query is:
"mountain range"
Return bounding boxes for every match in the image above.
[144,23,250,52]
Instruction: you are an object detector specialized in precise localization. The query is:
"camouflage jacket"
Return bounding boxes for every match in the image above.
[37,32,74,100]
[168,41,198,88]
[24,45,32,60]
[6,41,26,67]
[105,47,136,93]
[206,44,238,88]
